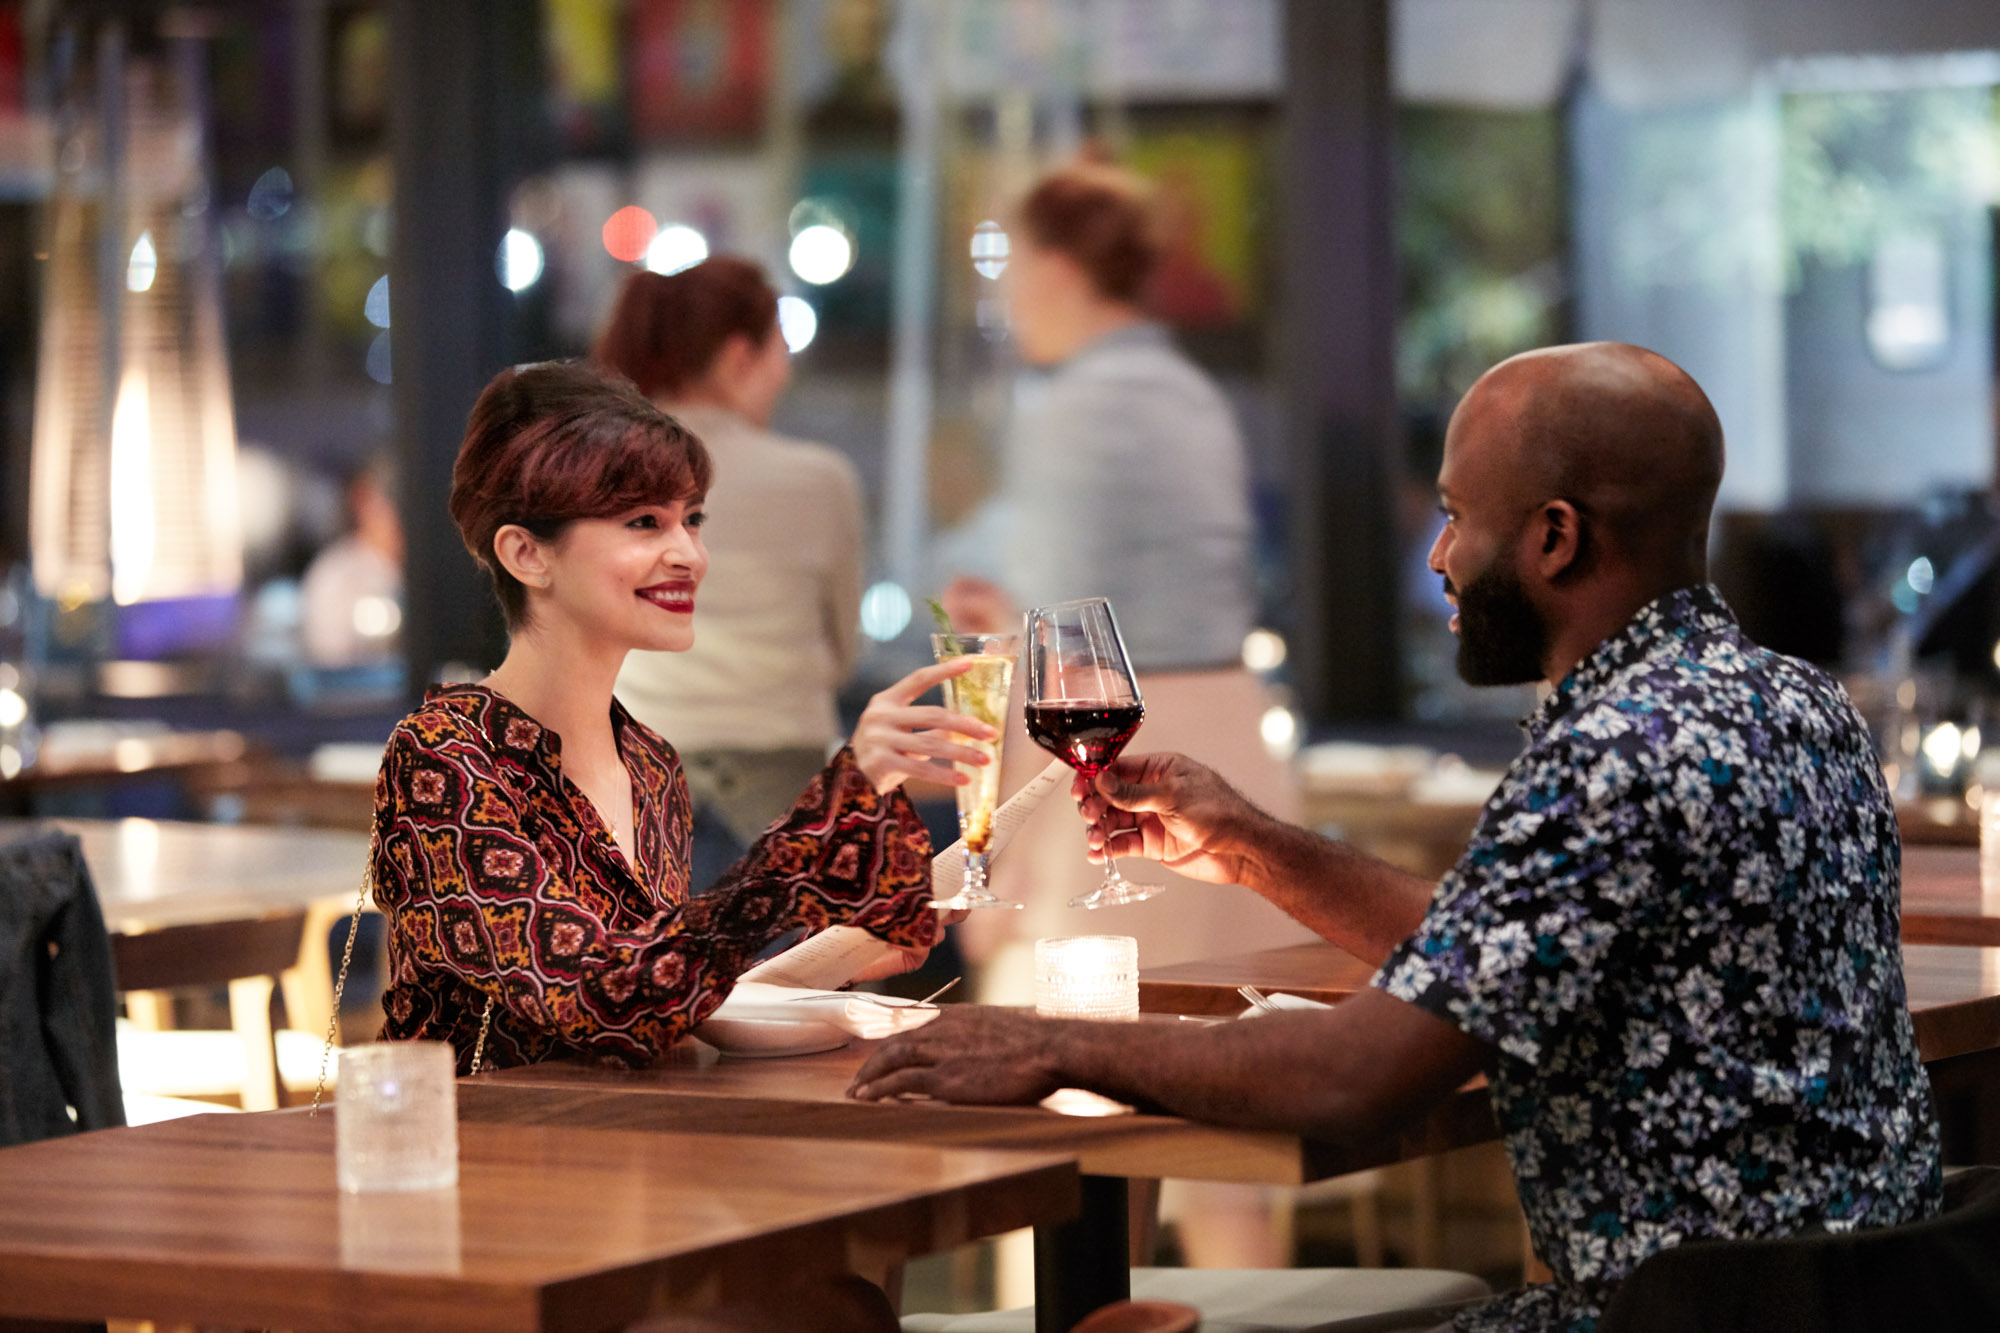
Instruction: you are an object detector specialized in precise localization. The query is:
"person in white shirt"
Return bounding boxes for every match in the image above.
[594,258,865,876]
[300,459,404,669]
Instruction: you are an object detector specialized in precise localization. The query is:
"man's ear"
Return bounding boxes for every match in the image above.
[1533,499,1585,582]
[492,524,549,588]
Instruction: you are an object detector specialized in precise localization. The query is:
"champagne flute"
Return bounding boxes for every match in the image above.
[1022,598,1163,909]
[930,630,1024,911]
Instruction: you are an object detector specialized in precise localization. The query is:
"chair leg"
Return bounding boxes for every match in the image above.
[228,974,282,1112]
[1127,1178,1162,1265]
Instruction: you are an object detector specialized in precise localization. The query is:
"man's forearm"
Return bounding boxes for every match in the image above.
[1224,811,1438,966]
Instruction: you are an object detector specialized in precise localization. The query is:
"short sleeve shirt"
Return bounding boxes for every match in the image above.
[1376,586,1941,1332]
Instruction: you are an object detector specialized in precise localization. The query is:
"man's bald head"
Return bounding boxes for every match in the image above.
[1455,342,1724,587]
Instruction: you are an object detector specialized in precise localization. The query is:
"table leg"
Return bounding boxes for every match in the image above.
[1034,1174,1129,1333]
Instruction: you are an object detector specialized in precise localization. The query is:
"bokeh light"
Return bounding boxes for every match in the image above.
[777,295,818,353]
[498,228,544,292]
[970,220,1010,278]
[860,581,912,641]
[365,331,392,385]
[1241,628,1288,673]
[364,275,390,328]
[790,224,854,285]
[247,166,293,221]
[125,231,157,292]
[602,205,658,264]
[644,224,708,275]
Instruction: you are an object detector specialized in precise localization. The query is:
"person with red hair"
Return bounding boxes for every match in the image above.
[370,360,987,1073]
[595,258,867,883]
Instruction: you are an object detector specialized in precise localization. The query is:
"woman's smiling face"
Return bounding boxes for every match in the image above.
[531,497,709,654]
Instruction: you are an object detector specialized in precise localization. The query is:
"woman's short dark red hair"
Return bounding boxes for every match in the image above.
[591,256,780,401]
[449,360,712,629]
[1017,163,1162,303]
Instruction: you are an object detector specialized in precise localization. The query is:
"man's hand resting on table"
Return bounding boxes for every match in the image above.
[848,1006,1064,1105]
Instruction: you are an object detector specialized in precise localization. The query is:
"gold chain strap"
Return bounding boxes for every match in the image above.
[310,842,374,1116]
[308,831,500,1119]
[471,995,495,1074]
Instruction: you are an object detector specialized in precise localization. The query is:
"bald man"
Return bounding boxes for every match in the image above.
[852,345,1941,1331]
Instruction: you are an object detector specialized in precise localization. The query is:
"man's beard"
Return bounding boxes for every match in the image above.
[1451,558,1548,686]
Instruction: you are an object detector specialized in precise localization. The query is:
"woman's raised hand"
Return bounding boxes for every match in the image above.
[851,658,1000,795]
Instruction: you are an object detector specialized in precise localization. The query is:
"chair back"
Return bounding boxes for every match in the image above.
[1599,1166,2000,1332]
[0,829,125,1147]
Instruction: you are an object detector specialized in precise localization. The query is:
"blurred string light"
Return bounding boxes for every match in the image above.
[364,275,390,328]
[859,581,912,641]
[790,224,853,285]
[125,231,156,292]
[644,224,708,275]
[970,220,1009,278]
[0,685,26,728]
[602,205,657,264]
[246,166,292,221]
[353,595,402,639]
[1922,721,1966,776]
[1260,705,1299,759]
[776,295,817,353]
[497,228,544,292]
[1907,556,1935,595]
[1241,628,1287,673]
[365,331,392,385]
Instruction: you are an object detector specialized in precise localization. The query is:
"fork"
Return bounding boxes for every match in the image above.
[1237,984,1283,1014]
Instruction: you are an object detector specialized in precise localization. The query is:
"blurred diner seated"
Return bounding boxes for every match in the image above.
[854,343,1944,1333]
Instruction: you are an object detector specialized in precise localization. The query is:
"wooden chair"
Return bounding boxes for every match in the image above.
[111,910,317,1112]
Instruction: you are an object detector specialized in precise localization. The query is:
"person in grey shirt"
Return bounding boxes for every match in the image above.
[983,163,1256,673]
[947,162,1312,1271]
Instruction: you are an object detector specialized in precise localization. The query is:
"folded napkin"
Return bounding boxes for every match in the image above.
[1238,991,1335,1019]
[705,981,943,1041]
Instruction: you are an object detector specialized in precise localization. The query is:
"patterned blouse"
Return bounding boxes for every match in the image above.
[372,684,938,1072]
[1377,586,1941,1332]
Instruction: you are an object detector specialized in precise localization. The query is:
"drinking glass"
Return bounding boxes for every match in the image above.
[336,1041,458,1192]
[930,630,1024,911]
[1023,598,1163,908]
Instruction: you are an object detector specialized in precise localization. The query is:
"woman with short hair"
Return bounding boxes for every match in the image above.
[371,360,988,1072]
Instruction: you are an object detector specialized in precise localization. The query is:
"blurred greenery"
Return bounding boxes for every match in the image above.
[1781,85,1996,277]
[1396,107,1568,412]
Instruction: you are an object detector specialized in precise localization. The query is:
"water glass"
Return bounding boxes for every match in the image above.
[1035,935,1139,1021]
[336,1041,458,1192]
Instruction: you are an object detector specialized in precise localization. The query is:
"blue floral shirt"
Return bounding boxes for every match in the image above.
[1376,585,1941,1332]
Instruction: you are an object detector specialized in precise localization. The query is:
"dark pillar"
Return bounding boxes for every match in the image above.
[386,0,543,694]
[1281,0,1403,722]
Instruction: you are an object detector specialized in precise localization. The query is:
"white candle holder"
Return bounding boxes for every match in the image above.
[1034,935,1139,1021]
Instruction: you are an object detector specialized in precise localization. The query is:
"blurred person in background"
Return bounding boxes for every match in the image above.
[594,258,866,890]
[946,161,1317,1268]
[300,456,404,670]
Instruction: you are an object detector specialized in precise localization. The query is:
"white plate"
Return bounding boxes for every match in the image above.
[696,1016,850,1059]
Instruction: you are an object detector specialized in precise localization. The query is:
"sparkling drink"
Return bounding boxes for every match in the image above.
[931,632,1022,911]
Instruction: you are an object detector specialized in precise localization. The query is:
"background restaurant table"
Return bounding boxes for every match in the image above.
[466,1033,1497,1332]
[1138,940,2000,1165]
[0,1109,1075,1332]
[0,815,372,1042]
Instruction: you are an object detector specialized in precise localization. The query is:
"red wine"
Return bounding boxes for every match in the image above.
[1025,702,1145,777]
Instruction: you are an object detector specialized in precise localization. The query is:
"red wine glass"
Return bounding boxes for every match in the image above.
[1023,598,1164,909]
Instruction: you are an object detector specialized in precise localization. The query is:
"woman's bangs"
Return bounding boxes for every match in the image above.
[579,421,713,517]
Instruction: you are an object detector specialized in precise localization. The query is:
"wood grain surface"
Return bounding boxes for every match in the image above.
[470,1028,1497,1186]
[0,1111,1075,1332]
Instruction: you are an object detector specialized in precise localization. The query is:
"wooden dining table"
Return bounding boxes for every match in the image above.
[460,1030,1496,1333]
[0,1108,1076,1332]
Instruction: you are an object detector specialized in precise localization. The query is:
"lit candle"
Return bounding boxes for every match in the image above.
[1034,935,1139,1021]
